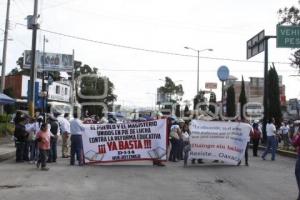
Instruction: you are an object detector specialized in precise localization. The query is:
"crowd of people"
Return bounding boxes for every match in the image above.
[11,110,300,199]
[13,111,85,171]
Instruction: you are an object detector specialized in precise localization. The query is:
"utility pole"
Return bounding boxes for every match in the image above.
[71,49,75,115]
[28,0,39,117]
[0,0,11,114]
[42,35,47,122]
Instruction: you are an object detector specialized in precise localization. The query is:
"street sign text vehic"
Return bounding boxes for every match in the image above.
[247,30,265,59]
[205,82,217,89]
[277,25,300,48]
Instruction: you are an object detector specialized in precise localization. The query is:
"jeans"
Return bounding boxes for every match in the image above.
[23,141,29,161]
[28,140,38,161]
[70,135,83,165]
[252,139,259,156]
[296,155,300,200]
[262,136,277,160]
[38,149,48,168]
[177,139,184,160]
[16,142,25,162]
[169,138,179,162]
[48,137,58,162]
[245,142,249,164]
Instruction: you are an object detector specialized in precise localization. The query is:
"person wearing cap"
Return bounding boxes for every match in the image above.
[70,113,85,166]
[36,123,51,171]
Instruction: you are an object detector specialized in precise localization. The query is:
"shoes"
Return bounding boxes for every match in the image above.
[261,156,265,160]
[156,162,165,167]
[41,167,49,171]
[198,159,204,164]
[237,161,241,166]
[245,162,249,166]
[36,162,40,169]
[62,156,69,158]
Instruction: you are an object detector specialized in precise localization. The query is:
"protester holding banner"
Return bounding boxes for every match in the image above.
[177,119,185,160]
[262,118,277,161]
[70,113,85,166]
[169,122,180,162]
[292,127,300,200]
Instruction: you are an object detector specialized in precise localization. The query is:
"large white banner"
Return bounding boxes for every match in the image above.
[189,120,251,165]
[82,119,167,164]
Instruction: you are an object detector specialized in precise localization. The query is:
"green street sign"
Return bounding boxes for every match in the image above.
[277,25,300,48]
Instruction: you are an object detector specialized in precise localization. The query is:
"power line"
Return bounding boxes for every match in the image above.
[96,68,297,73]
[15,23,292,65]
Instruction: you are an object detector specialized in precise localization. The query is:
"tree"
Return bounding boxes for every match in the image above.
[278,3,300,72]
[208,92,216,114]
[268,64,282,127]
[175,104,181,118]
[239,76,247,120]
[184,104,190,117]
[75,62,117,117]
[226,85,236,117]
[158,77,184,113]
[193,90,206,113]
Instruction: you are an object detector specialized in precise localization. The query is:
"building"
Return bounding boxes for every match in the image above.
[224,75,286,106]
[5,74,72,113]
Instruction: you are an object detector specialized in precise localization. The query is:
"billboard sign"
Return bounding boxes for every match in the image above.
[23,50,73,72]
[205,82,217,89]
[247,30,265,59]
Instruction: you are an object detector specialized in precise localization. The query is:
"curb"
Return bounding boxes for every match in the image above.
[249,144,297,159]
[0,151,15,162]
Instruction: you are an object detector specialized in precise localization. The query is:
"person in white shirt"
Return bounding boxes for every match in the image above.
[57,113,71,158]
[280,122,290,149]
[262,118,277,161]
[70,113,85,166]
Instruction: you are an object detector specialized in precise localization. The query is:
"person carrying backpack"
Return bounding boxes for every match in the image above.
[250,122,261,157]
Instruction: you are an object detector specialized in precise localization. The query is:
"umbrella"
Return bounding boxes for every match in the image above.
[0,93,16,105]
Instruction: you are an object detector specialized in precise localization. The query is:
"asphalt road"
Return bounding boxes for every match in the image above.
[0,150,298,200]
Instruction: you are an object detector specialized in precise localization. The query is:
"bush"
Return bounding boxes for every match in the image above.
[0,123,14,137]
[0,114,12,123]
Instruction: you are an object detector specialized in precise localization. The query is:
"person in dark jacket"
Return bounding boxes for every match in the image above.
[47,115,59,163]
[14,117,28,162]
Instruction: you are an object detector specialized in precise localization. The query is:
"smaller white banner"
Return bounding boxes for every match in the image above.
[189,120,251,165]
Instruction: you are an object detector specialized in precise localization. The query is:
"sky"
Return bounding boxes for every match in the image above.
[0,0,300,109]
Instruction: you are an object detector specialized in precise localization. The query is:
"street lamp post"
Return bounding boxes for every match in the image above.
[42,35,48,122]
[184,47,213,94]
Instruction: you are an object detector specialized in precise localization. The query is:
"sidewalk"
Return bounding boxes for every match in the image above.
[249,144,297,158]
[0,136,15,161]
